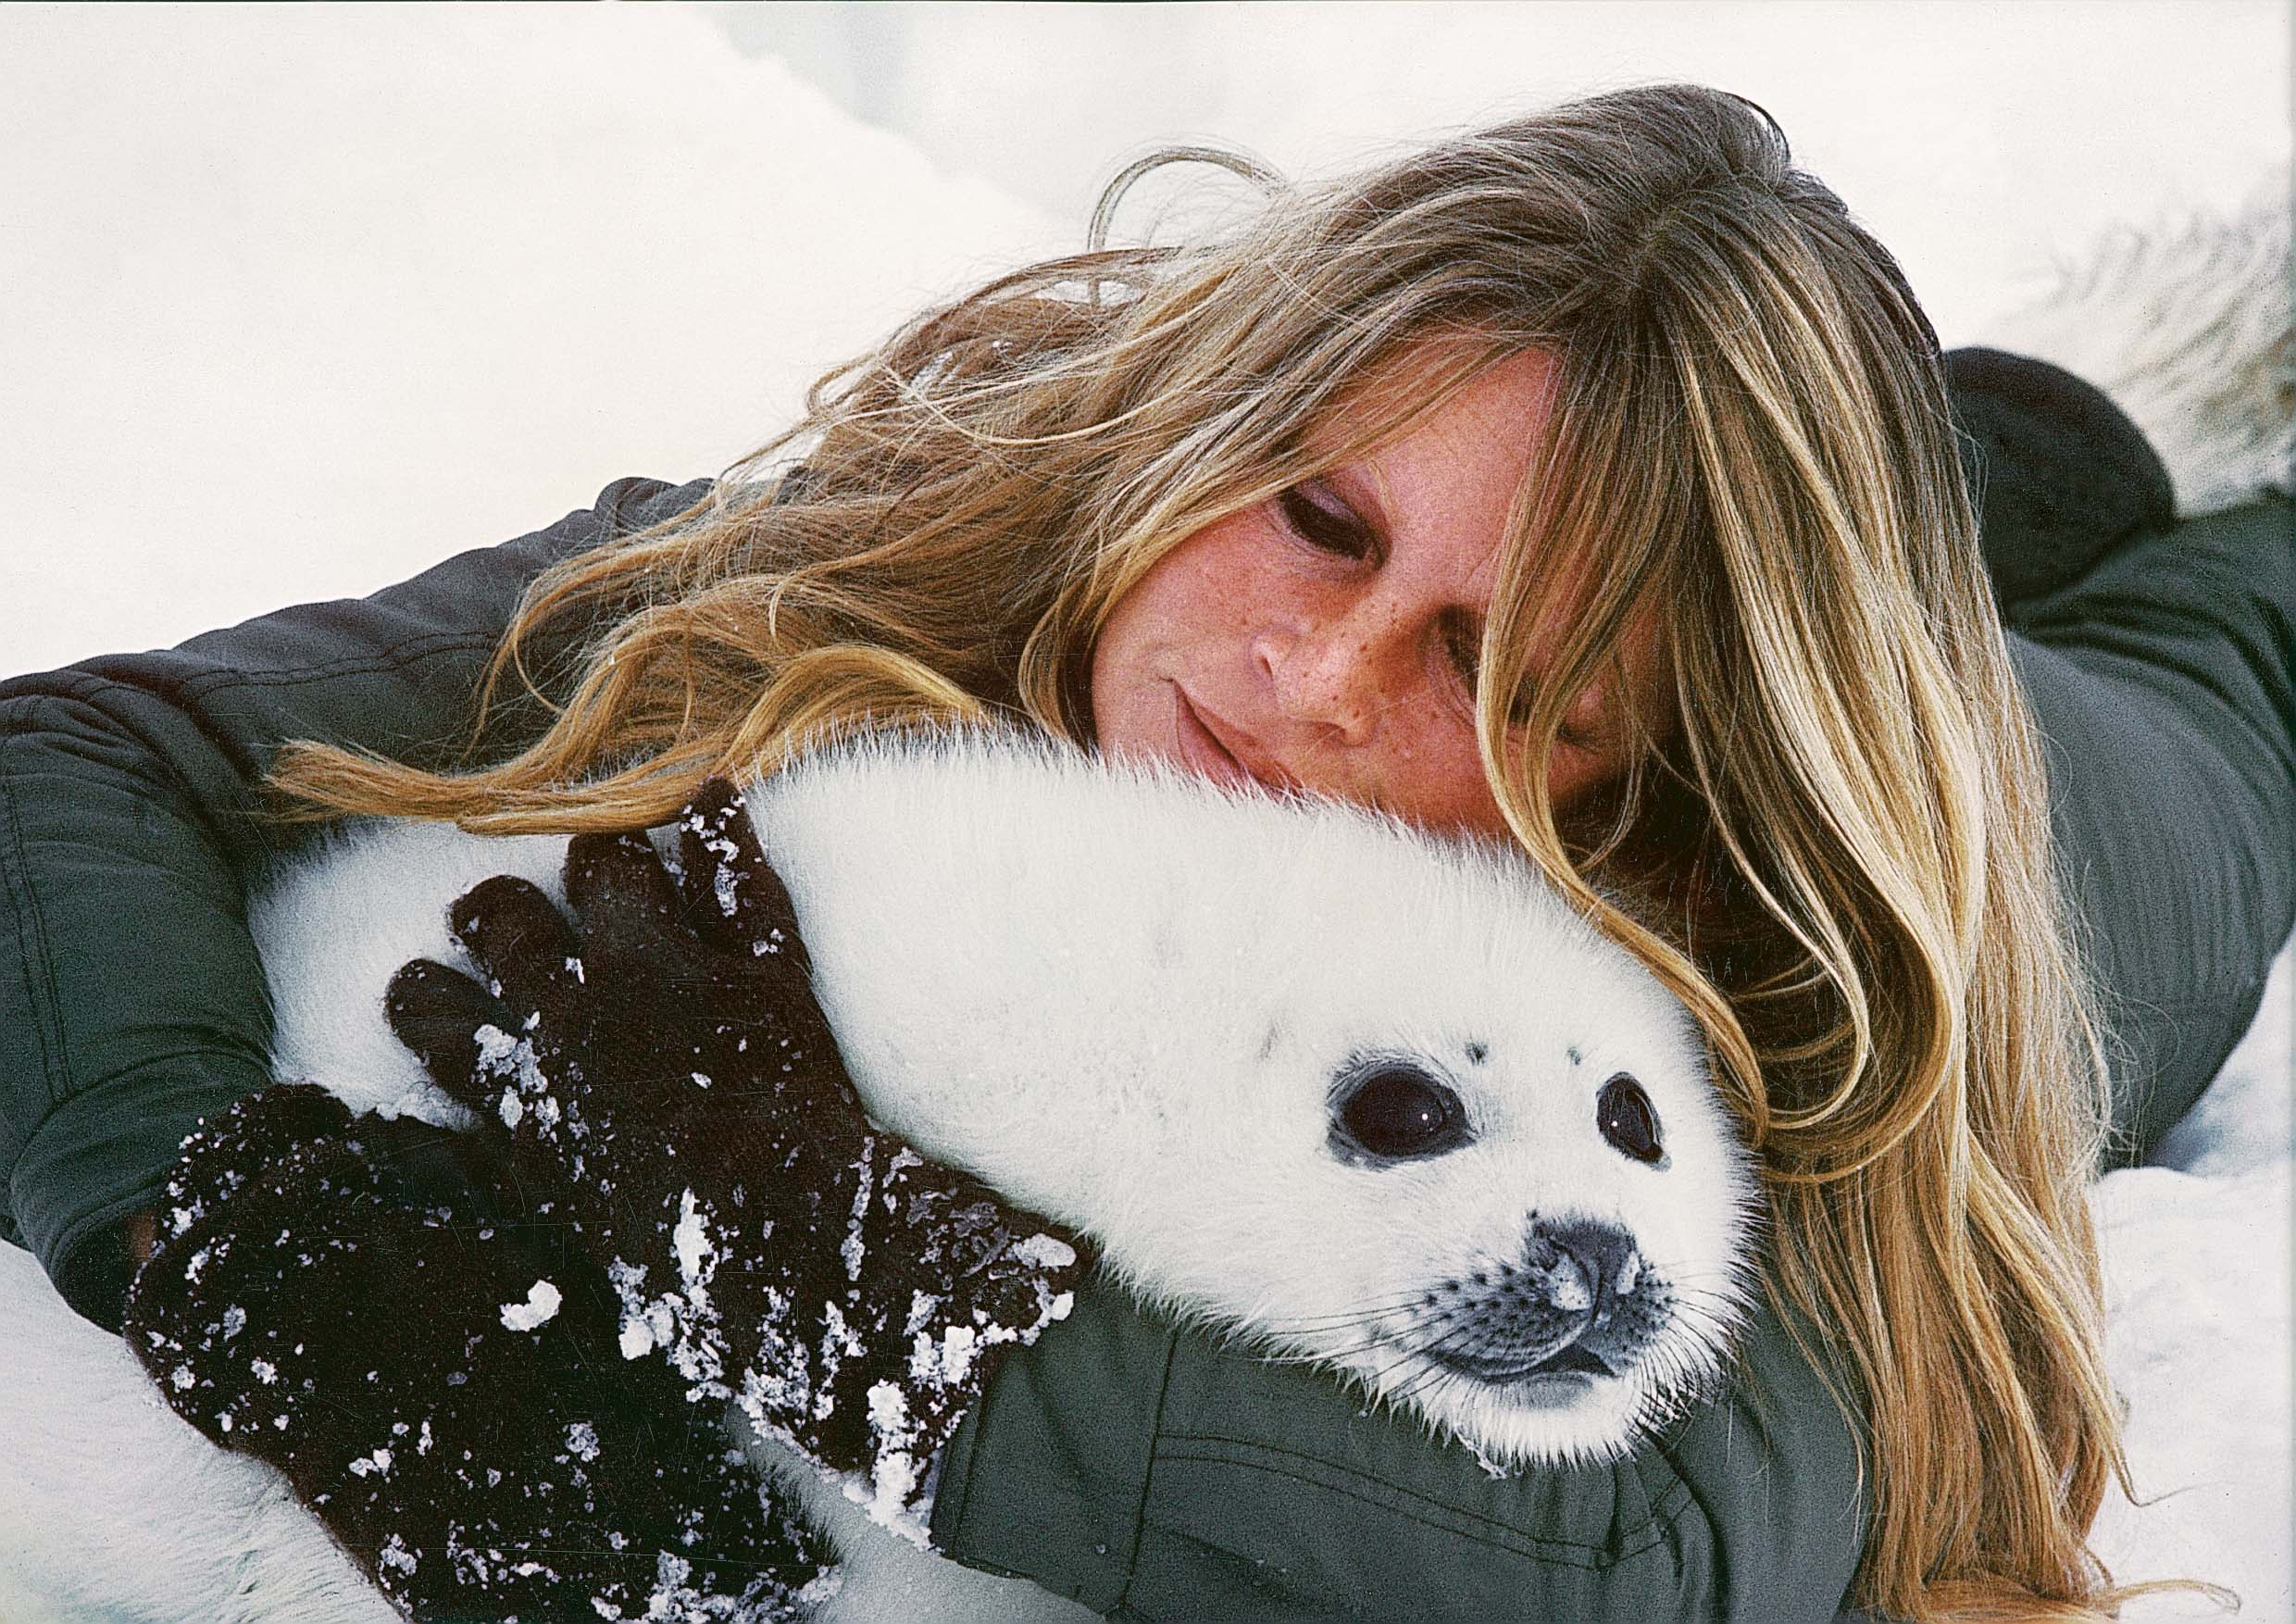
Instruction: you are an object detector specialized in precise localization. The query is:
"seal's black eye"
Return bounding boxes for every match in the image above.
[1330,1067,1470,1164]
[1597,1074,1664,1165]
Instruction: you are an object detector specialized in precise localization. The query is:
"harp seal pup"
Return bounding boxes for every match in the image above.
[19,729,1754,1623]
[260,730,1756,1468]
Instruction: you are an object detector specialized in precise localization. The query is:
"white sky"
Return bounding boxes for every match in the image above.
[3,1,2289,673]
[717,0,2291,335]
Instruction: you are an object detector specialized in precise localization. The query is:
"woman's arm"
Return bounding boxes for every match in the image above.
[931,1278,1868,1622]
[2004,496,2295,1160]
[1954,345,2293,1158]
[0,476,704,1326]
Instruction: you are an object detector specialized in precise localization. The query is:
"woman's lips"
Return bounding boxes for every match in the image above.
[1171,686,1295,793]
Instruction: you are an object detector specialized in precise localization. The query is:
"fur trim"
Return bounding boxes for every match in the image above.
[1979,173,2293,517]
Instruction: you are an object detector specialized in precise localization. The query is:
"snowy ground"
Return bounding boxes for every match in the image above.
[2093,942,2294,1621]
[2,5,2290,1618]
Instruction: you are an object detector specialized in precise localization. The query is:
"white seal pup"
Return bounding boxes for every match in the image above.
[256,731,1758,1473]
[0,729,1756,1624]
[746,731,1760,1470]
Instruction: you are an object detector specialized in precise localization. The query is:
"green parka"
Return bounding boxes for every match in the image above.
[3,391,2290,1618]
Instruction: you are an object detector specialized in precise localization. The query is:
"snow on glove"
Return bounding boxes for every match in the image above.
[384,779,1087,1525]
[124,1083,829,1623]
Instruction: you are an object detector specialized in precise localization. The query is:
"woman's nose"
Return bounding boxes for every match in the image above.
[1254,608,1405,744]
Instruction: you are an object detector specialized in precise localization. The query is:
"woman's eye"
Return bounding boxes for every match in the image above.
[1441,612,1483,693]
[1482,666,1605,751]
[1442,619,1603,747]
[1277,485,1374,561]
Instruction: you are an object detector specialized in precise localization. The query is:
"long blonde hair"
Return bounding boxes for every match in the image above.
[274,84,2136,1620]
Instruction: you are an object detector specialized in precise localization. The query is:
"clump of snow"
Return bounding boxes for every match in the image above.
[851,1379,934,1546]
[813,1302,862,1421]
[904,1290,944,1336]
[909,1324,982,1391]
[564,1420,600,1463]
[673,1190,718,1292]
[473,1023,560,1140]
[347,1445,393,1479]
[795,1565,847,1606]
[606,1204,731,1393]
[1009,1232,1078,1271]
[499,1279,563,1332]
[736,1290,805,1418]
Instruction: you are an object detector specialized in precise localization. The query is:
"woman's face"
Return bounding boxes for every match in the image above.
[1089,349,1666,839]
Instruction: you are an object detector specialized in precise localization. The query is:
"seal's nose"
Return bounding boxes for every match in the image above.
[1534,1219,1641,1314]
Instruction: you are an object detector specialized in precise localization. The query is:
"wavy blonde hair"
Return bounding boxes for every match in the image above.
[274,84,2141,1620]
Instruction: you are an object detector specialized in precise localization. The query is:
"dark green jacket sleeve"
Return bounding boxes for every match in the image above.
[2004,497,2295,1159]
[931,1284,1867,1623]
[0,476,706,1324]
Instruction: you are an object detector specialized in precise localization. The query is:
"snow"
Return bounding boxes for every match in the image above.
[498,1280,563,1333]
[2088,937,2294,1620]
[673,1191,718,1293]
[856,1380,932,1544]
[726,2,2288,347]
[0,5,1065,677]
[1009,1233,1079,1273]
[606,1205,731,1393]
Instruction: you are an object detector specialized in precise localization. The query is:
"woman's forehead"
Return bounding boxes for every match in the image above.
[1304,336,1555,462]
[1308,347,1555,496]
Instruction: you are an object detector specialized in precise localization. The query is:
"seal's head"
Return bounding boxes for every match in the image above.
[1266,1021,1757,1468]
[757,731,1760,1468]
[1067,811,1759,1468]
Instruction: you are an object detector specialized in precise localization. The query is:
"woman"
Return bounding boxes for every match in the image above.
[2,84,2289,1620]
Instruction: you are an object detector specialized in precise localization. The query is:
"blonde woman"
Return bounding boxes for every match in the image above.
[3,85,2290,1621]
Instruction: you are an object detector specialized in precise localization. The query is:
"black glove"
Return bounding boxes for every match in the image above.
[124,1083,827,1622]
[383,779,1087,1521]
[1945,344,2175,611]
